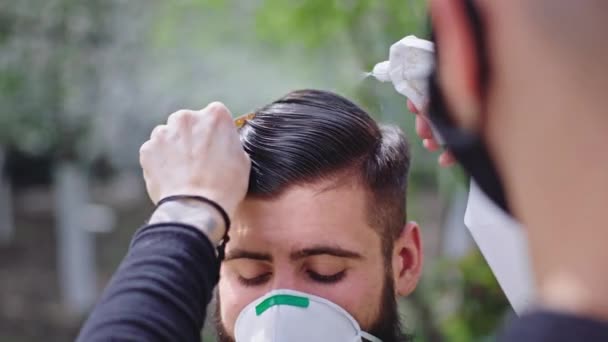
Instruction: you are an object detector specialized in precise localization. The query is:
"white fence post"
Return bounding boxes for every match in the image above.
[54,161,97,314]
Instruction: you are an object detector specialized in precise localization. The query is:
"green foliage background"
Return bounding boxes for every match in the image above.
[0,1,510,341]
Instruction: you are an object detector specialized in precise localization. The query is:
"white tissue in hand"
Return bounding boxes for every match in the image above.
[371,35,435,109]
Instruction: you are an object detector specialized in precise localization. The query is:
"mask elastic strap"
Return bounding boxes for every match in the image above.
[359,331,383,342]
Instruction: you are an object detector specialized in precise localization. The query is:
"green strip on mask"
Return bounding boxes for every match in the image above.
[255,294,310,316]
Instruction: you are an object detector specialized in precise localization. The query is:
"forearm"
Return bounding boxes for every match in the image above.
[77,202,224,342]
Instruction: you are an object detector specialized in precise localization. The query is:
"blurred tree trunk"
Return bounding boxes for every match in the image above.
[0,147,14,245]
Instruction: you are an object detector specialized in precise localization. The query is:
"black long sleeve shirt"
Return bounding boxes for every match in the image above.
[76,222,608,342]
[76,223,219,342]
[499,310,608,341]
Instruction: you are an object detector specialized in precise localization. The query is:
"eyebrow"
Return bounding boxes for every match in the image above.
[224,249,272,262]
[224,245,363,262]
[289,245,363,261]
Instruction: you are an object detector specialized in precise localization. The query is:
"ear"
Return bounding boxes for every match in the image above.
[431,0,482,131]
[392,222,423,296]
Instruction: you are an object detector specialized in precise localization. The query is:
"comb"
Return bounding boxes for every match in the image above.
[234,112,256,128]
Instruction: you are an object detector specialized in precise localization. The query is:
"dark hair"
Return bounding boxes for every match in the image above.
[239,89,410,257]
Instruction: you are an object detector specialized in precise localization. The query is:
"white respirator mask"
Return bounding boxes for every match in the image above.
[234,289,382,342]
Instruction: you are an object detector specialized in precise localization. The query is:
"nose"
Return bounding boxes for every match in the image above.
[269,264,302,292]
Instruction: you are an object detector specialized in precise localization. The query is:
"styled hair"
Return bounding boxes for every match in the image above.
[238,89,410,256]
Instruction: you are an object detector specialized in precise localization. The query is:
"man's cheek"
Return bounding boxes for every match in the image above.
[218,278,260,335]
[338,270,385,326]
[217,279,240,335]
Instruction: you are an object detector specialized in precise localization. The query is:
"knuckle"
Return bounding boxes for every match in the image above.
[168,110,195,129]
[139,142,151,163]
[139,140,151,154]
[151,125,168,139]
[208,101,226,112]
[167,110,197,133]
[175,109,194,122]
[167,110,183,123]
[207,102,232,121]
[181,110,195,121]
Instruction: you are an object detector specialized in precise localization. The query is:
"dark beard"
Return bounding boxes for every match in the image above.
[213,292,233,342]
[365,273,412,342]
[213,273,411,342]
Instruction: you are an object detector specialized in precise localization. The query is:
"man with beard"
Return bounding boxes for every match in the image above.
[77,90,423,342]
[213,90,421,342]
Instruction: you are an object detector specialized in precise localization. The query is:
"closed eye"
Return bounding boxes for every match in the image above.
[307,270,346,284]
[238,273,272,287]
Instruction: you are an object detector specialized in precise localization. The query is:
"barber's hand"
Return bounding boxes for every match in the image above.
[139,102,251,219]
[407,100,456,167]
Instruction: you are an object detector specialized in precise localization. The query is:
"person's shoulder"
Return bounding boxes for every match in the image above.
[499,310,608,342]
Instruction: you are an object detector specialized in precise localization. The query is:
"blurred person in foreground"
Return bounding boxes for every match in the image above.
[410,0,608,340]
[77,90,422,342]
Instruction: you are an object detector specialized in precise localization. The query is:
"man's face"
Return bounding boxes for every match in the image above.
[216,180,399,340]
